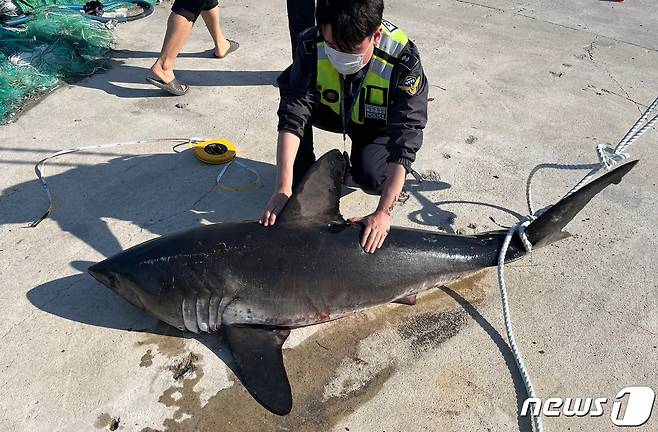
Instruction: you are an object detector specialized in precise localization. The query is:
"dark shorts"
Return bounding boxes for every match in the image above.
[293,122,390,195]
[172,0,218,22]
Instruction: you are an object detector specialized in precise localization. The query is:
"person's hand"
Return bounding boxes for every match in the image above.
[259,189,291,226]
[348,210,391,253]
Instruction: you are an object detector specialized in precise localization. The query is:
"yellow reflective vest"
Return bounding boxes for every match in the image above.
[316,20,409,125]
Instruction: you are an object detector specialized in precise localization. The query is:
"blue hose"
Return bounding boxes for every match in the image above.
[2,15,30,26]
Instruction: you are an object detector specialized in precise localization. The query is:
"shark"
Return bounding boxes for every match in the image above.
[88,150,637,415]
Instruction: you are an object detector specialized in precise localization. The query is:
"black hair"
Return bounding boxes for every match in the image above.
[316,0,384,52]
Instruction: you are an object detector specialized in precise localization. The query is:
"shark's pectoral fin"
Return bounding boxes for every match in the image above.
[224,325,292,415]
[393,294,417,305]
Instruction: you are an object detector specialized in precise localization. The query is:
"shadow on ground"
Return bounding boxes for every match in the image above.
[406,181,524,233]
[75,59,281,98]
[113,49,232,60]
[403,178,458,232]
[0,149,275,257]
[441,286,533,432]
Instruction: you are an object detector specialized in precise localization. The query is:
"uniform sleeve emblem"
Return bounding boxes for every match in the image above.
[399,73,422,96]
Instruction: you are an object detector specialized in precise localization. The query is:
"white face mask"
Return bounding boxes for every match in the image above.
[325,44,367,76]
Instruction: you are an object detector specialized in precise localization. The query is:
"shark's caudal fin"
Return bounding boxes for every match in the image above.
[524,160,638,248]
[278,149,348,225]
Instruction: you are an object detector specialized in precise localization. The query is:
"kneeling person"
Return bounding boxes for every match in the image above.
[260,0,428,253]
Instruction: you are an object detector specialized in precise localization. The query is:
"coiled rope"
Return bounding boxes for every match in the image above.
[497,96,657,432]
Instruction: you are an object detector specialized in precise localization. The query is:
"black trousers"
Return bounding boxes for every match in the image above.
[293,122,389,195]
[286,0,316,58]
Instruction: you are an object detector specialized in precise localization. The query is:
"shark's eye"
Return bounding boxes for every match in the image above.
[108,273,118,287]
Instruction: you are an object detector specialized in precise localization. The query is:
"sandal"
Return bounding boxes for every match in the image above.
[145,76,189,96]
[214,39,240,59]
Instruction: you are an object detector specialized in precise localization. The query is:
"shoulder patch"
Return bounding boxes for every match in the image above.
[381,19,398,33]
[399,73,422,96]
[398,52,419,72]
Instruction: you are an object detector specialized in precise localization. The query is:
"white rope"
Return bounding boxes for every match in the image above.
[497,217,542,432]
[497,96,657,432]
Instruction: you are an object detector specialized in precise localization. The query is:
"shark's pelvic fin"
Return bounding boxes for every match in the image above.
[278,149,348,225]
[393,294,417,305]
[224,326,292,415]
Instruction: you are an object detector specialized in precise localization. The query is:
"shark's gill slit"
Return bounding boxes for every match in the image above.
[208,295,222,331]
[196,294,210,333]
[182,294,199,333]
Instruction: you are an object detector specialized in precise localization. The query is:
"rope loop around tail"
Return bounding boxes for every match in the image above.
[517,217,535,253]
[596,144,629,170]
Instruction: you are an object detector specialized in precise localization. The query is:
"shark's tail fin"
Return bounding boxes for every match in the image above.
[524,160,638,249]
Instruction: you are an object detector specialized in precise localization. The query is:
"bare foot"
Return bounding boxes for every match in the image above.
[150,60,175,83]
[214,39,231,58]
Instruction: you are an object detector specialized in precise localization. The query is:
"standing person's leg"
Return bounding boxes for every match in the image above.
[149,0,213,94]
[149,11,193,90]
[286,0,315,58]
[292,122,316,189]
[349,135,390,195]
[200,3,239,58]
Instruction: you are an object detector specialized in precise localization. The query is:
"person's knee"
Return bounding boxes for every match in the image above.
[352,165,385,195]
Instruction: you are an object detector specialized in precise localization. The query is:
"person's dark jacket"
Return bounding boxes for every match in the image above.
[277,26,428,169]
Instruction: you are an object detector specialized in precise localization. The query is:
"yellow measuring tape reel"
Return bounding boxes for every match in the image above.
[192,138,237,164]
[191,138,260,192]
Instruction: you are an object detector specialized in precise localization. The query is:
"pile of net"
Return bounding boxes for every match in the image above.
[0,0,152,123]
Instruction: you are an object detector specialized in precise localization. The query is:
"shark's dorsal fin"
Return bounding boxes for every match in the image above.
[224,325,292,415]
[278,150,347,225]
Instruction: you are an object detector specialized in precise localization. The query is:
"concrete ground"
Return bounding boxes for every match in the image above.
[1,0,657,431]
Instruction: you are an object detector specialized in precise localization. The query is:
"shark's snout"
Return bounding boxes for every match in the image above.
[88,260,144,309]
[88,262,113,287]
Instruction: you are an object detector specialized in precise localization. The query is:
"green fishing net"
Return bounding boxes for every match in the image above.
[0,0,156,123]
[0,10,113,122]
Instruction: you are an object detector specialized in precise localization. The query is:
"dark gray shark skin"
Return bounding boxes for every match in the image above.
[88,150,637,415]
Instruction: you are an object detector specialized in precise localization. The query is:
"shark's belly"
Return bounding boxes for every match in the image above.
[220,271,468,328]
[217,229,476,328]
